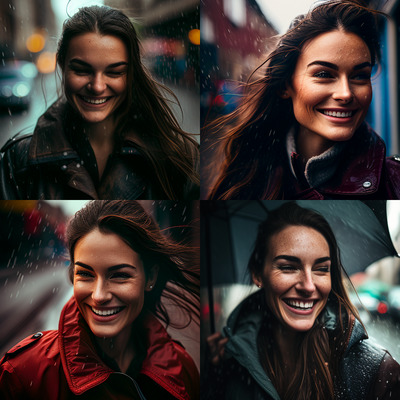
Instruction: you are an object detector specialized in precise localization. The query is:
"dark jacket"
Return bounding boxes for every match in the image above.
[210,123,400,200]
[283,123,400,199]
[0,297,199,400]
[203,291,400,400]
[0,99,199,200]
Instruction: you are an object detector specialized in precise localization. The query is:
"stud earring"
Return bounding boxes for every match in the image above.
[149,285,153,289]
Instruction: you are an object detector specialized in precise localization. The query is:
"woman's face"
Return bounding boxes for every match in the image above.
[63,32,128,124]
[286,30,372,149]
[73,228,157,339]
[253,225,332,332]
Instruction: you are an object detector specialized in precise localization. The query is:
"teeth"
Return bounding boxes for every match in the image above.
[323,110,353,118]
[91,307,122,316]
[83,97,108,104]
[286,300,314,309]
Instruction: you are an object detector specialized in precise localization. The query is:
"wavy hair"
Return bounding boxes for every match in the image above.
[57,6,199,199]
[207,0,382,199]
[66,200,199,327]
[247,202,361,400]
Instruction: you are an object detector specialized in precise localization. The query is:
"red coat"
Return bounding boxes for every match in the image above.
[0,297,199,399]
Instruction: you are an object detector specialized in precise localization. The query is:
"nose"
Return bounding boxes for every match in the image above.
[332,77,353,103]
[91,278,112,304]
[88,72,106,94]
[296,270,316,295]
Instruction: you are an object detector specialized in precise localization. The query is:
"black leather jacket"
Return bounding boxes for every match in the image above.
[0,99,199,200]
[203,291,400,400]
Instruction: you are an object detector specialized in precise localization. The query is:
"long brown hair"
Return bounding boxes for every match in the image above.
[66,200,199,327]
[247,203,361,400]
[207,0,382,199]
[57,6,199,199]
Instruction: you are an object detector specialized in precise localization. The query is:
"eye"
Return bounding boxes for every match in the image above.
[278,265,297,272]
[313,70,333,79]
[351,72,371,81]
[106,70,126,77]
[111,272,131,279]
[315,265,330,273]
[75,270,93,278]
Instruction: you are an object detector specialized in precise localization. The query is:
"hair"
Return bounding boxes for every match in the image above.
[247,202,361,400]
[66,200,199,328]
[207,0,382,200]
[57,6,199,199]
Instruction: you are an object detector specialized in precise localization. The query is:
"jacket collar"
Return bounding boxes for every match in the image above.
[58,297,191,399]
[223,291,367,398]
[286,122,386,196]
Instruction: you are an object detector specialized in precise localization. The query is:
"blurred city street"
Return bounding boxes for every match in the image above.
[0,257,72,357]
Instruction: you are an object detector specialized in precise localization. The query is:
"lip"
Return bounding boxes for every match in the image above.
[317,108,358,123]
[87,304,125,322]
[282,298,319,315]
[77,95,112,108]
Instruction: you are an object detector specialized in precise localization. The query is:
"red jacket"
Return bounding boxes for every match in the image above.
[0,297,199,399]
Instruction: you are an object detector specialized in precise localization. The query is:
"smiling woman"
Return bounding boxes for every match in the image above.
[204,203,400,400]
[206,0,400,200]
[0,201,200,399]
[0,6,199,200]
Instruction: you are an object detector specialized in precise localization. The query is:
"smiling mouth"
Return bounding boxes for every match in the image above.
[319,109,356,118]
[283,299,316,310]
[91,306,124,316]
[79,95,111,105]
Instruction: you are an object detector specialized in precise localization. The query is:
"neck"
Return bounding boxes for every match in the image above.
[83,118,116,146]
[297,126,333,162]
[273,323,301,368]
[95,325,135,373]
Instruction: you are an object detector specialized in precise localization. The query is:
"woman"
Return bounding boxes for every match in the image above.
[0,6,199,200]
[204,203,400,400]
[206,0,400,199]
[0,201,200,399]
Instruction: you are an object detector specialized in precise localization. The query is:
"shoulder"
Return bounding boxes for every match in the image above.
[1,330,59,367]
[368,352,400,400]
[1,131,32,162]
[0,331,60,398]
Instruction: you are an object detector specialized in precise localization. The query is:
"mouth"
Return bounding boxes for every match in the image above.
[78,95,112,105]
[87,305,126,322]
[283,299,317,311]
[318,109,357,119]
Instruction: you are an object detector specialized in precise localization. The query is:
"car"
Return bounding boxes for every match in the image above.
[387,286,400,320]
[0,60,37,109]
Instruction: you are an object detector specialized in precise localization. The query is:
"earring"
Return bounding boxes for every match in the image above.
[149,285,153,289]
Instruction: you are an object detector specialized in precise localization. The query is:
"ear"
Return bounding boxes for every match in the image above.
[252,272,263,289]
[278,82,291,99]
[145,265,159,291]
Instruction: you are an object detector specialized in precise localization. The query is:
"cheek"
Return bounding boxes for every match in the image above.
[64,74,87,93]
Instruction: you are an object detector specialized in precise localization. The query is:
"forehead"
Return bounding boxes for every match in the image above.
[74,229,140,267]
[296,30,371,69]
[268,225,330,256]
[65,32,128,64]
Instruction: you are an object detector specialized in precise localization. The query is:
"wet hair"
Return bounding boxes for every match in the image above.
[57,6,199,199]
[247,202,361,400]
[67,200,199,327]
[207,0,382,199]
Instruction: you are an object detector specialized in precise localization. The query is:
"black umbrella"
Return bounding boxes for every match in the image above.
[201,200,399,332]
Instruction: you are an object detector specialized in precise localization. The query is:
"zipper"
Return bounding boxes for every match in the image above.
[112,372,147,399]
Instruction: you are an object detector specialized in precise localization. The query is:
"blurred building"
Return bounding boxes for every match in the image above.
[105,0,199,87]
[201,0,277,82]
[0,0,56,60]
[367,0,400,155]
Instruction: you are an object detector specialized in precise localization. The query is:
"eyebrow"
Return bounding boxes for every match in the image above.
[75,261,136,272]
[69,59,128,69]
[307,60,372,71]
[273,255,331,264]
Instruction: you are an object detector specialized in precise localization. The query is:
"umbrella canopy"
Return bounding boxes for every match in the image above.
[201,200,399,288]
